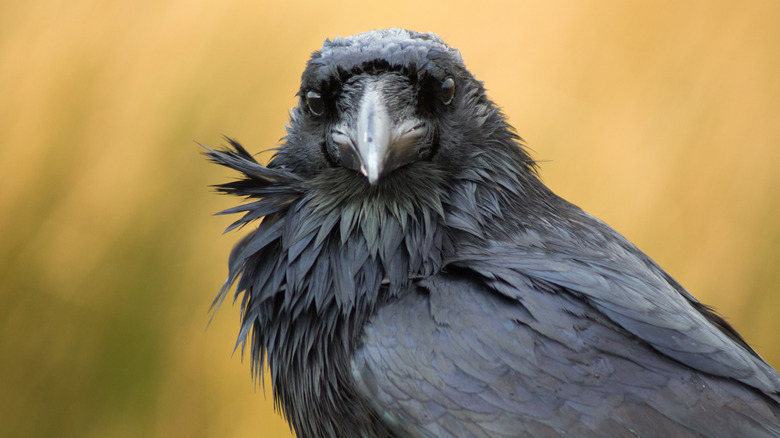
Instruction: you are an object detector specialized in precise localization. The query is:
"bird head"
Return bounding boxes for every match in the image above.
[277,28,505,185]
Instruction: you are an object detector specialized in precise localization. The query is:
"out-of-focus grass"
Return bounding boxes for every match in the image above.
[0,1,778,437]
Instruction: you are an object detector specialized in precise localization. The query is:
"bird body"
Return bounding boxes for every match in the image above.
[207,29,780,437]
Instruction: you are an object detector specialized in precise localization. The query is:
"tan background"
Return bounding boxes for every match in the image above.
[1,1,778,437]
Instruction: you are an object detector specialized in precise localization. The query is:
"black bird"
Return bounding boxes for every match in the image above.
[206,29,780,437]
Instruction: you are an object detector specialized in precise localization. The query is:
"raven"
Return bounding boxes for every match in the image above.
[206,29,780,437]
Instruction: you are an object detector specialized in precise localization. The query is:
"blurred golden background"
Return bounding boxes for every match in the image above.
[1,1,778,437]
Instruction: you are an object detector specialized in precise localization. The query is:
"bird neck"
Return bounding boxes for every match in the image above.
[237,166,449,430]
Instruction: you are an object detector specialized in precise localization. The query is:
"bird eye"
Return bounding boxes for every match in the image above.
[441,77,455,105]
[306,90,324,115]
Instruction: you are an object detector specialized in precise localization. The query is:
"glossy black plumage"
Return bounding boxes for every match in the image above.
[206,29,780,437]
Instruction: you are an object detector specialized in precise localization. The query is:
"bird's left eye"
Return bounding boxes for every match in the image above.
[441,77,455,105]
[306,91,324,115]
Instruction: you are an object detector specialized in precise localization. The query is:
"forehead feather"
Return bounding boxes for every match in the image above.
[301,28,463,91]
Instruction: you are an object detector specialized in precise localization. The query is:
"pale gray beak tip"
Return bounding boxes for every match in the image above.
[360,163,382,185]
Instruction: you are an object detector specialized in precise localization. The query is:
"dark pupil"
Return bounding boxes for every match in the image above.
[306,91,324,115]
[441,78,455,104]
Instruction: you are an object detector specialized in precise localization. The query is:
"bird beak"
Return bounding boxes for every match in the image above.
[356,87,392,184]
[331,81,428,185]
[330,76,430,184]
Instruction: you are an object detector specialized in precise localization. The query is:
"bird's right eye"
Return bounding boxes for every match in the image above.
[306,91,325,115]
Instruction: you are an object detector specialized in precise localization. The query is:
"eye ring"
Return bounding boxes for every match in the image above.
[441,77,455,105]
[306,90,324,115]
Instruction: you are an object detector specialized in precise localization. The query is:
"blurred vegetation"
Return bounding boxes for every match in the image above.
[1,1,778,437]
